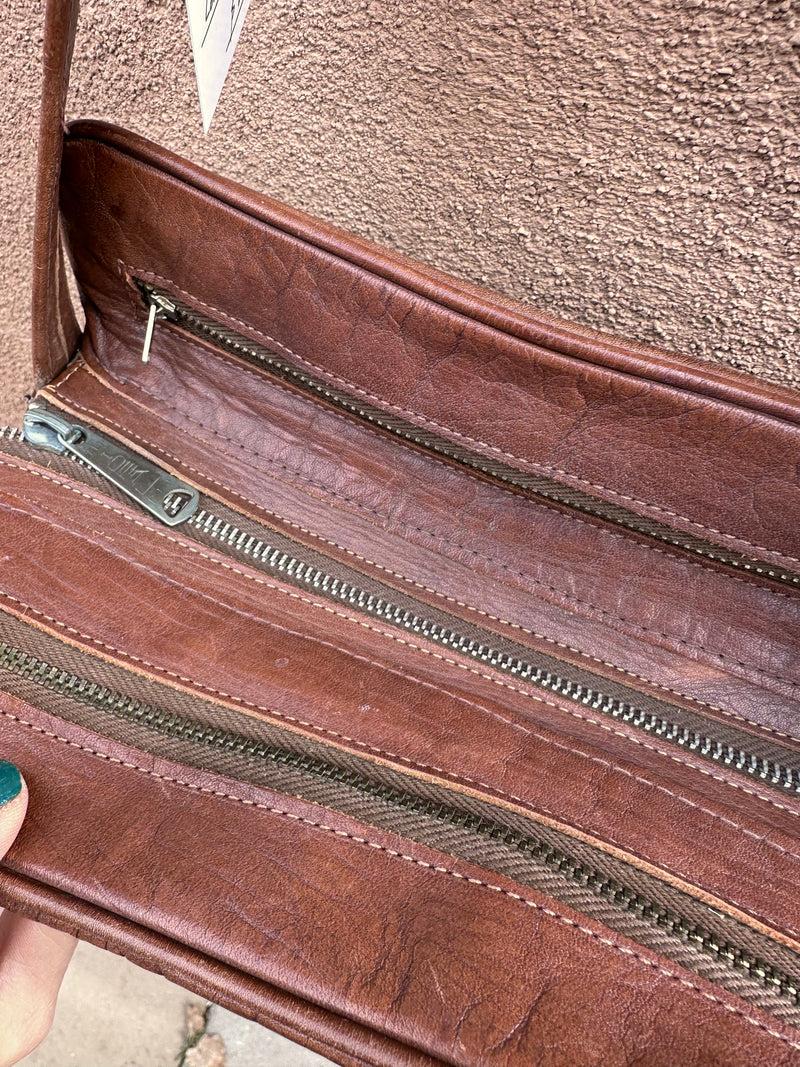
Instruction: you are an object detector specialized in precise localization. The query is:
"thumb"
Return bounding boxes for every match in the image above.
[0,762,27,858]
[0,761,76,1067]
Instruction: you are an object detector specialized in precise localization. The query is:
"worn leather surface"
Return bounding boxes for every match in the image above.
[4,692,800,1066]
[30,0,80,387]
[3,1,799,1063]
[47,130,800,736]
[44,346,800,736]
[2,449,800,950]
[0,871,433,1067]
[57,128,800,567]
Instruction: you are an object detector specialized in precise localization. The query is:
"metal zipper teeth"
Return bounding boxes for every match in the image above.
[135,282,800,591]
[1,639,797,1005]
[5,417,799,795]
[186,505,800,796]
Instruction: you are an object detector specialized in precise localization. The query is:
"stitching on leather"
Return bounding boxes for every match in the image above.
[0,584,475,783]
[54,359,85,389]
[130,267,800,566]
[48,370,800,744]
[89,325,800,609]
[4,460,800,865]
[3,578,800,940]
[49,365,800,739]
[3,707,800,1055]
[47,378,800,692]
[127,264,800,600]
[5,456,800,813]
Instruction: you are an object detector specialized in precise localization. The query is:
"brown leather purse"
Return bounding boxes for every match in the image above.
[2,2,799,1063]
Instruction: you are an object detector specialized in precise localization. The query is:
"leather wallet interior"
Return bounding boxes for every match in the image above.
[1,118,799,1066]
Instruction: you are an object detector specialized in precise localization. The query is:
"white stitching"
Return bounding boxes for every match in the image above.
[47,375,800,692]
[4,703,800,1055]
[4,457,800,874]
[4,454,800,815]
[130,266,800,566]
[90,320,800,607]
[49,362,800,740]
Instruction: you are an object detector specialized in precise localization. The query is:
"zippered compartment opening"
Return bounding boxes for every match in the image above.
[5,418,800,804]
[130,279,800,590]
[2,604,799,1027]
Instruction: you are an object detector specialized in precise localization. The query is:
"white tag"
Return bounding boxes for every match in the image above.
[186,0,253,133]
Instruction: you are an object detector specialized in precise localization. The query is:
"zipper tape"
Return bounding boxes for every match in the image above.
[1,607,799,1024]
[9,412,800,800]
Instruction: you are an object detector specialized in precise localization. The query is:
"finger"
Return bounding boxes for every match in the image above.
[0,762,77,1067]
[0,913,77,1067]
[0,762,27,858]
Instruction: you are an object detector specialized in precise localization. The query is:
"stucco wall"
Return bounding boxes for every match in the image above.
[2,0,798,425]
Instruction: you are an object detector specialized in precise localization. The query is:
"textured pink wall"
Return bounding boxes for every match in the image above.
[2,0,798,425]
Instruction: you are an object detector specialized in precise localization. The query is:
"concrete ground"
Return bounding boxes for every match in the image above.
[19,940,336,1067]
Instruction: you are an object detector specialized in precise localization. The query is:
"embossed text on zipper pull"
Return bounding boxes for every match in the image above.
[22,404,199,526]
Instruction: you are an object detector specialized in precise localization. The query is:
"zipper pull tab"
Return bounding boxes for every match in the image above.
[22,405,199,527]
[141,292,177,363]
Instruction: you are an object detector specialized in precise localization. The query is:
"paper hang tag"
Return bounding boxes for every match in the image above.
[186,0,253,133]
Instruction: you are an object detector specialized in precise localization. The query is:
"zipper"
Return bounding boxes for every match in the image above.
[186,499,800,796]
[21,405,198,525]
[4,278,798,1024]
[13,407,800,802]
[134,280,800,591]
[1,621,798,1024]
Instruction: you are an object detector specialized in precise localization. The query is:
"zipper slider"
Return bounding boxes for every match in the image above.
[140,292,177,364]
[22,405,199,526]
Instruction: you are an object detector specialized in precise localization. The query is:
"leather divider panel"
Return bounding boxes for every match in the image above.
[44,354,800,738]
[3,693,800,1067]
[58,126,800,564]
[1,452,800,946]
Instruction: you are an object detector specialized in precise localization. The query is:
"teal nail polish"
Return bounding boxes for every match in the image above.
[0,762,22,807]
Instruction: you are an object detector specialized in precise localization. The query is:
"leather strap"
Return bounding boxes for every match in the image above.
[31,0,81,388]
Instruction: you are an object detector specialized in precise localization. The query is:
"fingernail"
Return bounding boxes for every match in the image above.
[0,762,22,807]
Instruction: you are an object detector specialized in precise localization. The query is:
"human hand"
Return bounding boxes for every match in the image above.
[0,762,76,1067]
